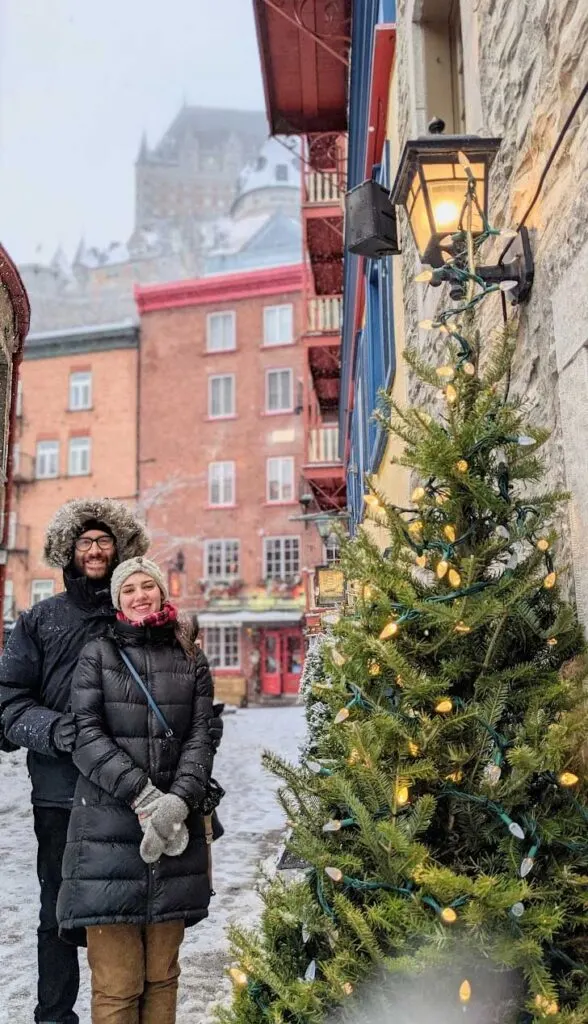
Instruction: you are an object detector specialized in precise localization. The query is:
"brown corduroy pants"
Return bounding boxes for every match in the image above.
[86,920,185,1024]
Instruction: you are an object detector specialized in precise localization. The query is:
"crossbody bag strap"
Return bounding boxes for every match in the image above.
[118,647,174,739]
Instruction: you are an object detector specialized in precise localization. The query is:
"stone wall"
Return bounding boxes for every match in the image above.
[392,0,588,623]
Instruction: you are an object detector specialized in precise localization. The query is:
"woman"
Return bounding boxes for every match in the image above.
[57,556,216,1024]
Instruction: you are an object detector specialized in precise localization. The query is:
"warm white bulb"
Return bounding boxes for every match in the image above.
[433,200,460,229]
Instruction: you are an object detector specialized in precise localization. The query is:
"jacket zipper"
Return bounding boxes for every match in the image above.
[144,642,154,922]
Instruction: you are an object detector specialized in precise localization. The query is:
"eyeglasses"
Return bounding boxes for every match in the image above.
[75,536,114,552]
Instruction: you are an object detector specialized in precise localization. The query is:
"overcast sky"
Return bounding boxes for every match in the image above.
[0,0,267,263]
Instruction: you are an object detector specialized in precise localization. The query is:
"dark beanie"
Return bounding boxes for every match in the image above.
[79,519,116,540]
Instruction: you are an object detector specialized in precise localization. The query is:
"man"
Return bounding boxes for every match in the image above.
[0,498,149,1024]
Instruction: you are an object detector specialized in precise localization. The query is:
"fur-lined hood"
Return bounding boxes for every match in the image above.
[44,498,150,568]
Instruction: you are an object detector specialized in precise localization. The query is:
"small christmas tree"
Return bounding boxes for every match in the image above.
[218,173,588,1024]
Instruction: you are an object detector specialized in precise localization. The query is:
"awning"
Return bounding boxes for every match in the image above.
[197,609,304,627]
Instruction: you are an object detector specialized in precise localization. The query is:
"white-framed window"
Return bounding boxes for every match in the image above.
[266,368,293,413]
[267,456,294,502]
[69,371,92,411]
[324,534,340,565]
[31,579,54,606]
[35,441,59,480]
[209,461,235,506]
[205,539,240,580]
[16,380,23,417]
[3,579,14,621]
[209,374,235,418]
[7,511,17,550]
[68,437,91,476]
[207,311,236,352]
[264,536,300,580]
[203,625,240,669]
[263,304,293,346]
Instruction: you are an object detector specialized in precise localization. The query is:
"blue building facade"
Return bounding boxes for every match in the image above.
[340,0,397,530]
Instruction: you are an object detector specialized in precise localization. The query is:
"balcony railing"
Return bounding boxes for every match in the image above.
[308,426,340,464]
[304,171,343,205]
[307,296,342,333]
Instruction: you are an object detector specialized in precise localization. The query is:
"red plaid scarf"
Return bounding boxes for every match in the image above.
[116,601,178,629]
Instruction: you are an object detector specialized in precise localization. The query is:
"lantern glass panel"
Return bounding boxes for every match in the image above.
[407,171,432,257]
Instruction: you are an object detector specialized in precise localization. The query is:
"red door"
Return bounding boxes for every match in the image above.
[261,631,282,695]
[260,629,304,696]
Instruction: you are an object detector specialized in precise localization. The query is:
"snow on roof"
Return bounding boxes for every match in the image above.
[208,212,273,256]
[235,136,301,199]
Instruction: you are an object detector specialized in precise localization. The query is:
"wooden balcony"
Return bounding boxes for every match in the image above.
[303,425,346,511]
[307,295,342,334]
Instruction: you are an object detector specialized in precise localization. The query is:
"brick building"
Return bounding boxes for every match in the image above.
[5,322,138,618]
[136,264,323,705]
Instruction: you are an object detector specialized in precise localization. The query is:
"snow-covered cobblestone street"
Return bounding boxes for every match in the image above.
[0,706,305,1023]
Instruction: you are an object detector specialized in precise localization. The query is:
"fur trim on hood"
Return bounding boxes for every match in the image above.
[44,498,150,568]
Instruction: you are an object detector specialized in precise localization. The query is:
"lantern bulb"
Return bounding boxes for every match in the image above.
[408,519,424,536]
[306,760,322,774]
[342,982,354,996]
[441,906,457,924]
[415,269,433,283]
[536,537,550,552]
[434,199,461,229]
[331,649,346,667]
[547,637,558,647]
[418,319,435,330]
[416,554,427,568]
[334,707,350,725]
[436,491,450,505]
[363,584,376,600]
[559,771,579,787]
[462,361,476,376]
[443,524,456,542]
[408,741,420,757]
[543,571,557,589]
[325,866,343,883]
[446,770,464,782]
[436,559,449,579]
[411,485,426,501]
[445,383,458,405]
[455,459,469,472]
[368,660,381,676]
[435,698,453,714]
[448,568,462,588]
[379,619,399,640]
[436,365,455,379]
[396,784,410,806]
[459,980,472,1005]
[520,857,534,878]
[395,674,404,687]
[510,901,525,918]
[347,748,362,765]
[517,435,536,446]
[508,821,525,840]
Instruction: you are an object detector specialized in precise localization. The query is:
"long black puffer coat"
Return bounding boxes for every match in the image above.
[57,619,214,943]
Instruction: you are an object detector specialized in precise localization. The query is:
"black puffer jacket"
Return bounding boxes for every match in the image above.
[57,620,214,942]
[0,574,114,806]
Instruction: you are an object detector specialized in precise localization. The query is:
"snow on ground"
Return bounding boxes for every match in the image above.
[0,706,306,1024]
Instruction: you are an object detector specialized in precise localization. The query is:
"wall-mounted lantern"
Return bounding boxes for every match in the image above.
[345,128,534,304]
[389,133,501,267]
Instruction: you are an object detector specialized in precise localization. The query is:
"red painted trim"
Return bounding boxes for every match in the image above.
[135,264,304,314]
[364,25,397,178]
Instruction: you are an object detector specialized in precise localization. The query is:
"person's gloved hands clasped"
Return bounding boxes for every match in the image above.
[132,781,165,833]
[51,713,77,754]
[139,794,189,864]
